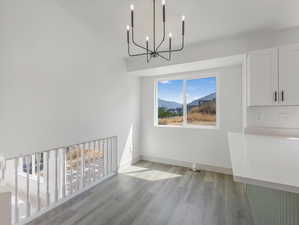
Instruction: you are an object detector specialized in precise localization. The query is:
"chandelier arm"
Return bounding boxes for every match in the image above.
[155,22,166,51]
[157,35,184,54]
[129,52,148,57]
[129,53,148,57]
[157,52,170,61]
[132,29,154,53]
[128,44,148,57]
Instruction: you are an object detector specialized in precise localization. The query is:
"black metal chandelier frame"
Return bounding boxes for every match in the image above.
[126,0,185,63]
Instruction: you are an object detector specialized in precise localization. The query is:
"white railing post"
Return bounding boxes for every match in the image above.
[68,147,73,195]
[80,145,85,189]
[104,138,108,176]
[87,142,92,184]
[109,138,112,175]
[84,143,89,186]
[112,137,116,173]
[55,149,59,202]
[0,186,11,225]
[98,140,101,178]
[36,153,41,211]
[25,155,31,217]
[74,146,79,191]
[46,151,50,207]
[76,145,80,191]
[92,141,96,182]
[0,155,11,225]
[95,140,100,178]
[110,138,113,174]
[14,157,19,223]
[62,149,66,198]
[115,136,118,174]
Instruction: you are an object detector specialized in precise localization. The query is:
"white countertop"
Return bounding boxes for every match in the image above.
[228,132,299,193]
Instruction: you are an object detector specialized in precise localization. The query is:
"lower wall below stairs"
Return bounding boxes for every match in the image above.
[247,184,299,225]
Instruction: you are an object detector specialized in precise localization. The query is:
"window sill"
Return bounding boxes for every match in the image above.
[154,124,220,130]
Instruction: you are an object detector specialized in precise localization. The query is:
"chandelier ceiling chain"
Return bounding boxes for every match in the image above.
[126,0,185,63]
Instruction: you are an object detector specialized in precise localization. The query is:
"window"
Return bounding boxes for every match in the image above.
[157,80,183,126]
[156,76,217,128]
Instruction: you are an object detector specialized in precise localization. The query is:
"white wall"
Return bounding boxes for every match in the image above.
[127,26,299,71]
[0,0,140,166]
[140,66,242,170]
[130,26,299,136]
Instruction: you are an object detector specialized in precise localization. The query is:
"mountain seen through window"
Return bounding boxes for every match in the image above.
[157,77,216,126]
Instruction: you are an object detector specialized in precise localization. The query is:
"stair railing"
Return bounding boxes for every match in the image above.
[1,136,118,225]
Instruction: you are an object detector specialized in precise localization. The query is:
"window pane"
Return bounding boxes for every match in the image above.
[186,77,216,126]
[157,80,183,126]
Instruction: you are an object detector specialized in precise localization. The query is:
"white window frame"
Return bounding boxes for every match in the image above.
[154,72,220,129]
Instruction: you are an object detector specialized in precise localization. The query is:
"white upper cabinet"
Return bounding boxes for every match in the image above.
[279,44,299,106]
[247,48,278,106]
[247,44,299,107]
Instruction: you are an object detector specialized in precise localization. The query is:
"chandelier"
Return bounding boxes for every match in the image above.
[126,0,185,63]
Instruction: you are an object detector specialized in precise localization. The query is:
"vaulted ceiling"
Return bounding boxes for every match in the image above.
[57,0,299,57]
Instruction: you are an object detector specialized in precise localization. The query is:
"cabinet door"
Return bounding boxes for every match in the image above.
[247,48,278,106]
[279,44,299,106]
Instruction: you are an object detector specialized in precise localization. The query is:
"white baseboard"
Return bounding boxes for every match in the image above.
[119,155,141,169]
[140,155,232,175]
[132,155,141,164]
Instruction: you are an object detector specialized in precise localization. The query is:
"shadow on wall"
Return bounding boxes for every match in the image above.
[119,124,136,167]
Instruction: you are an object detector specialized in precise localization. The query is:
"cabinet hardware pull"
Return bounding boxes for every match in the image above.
[274,91,278,102]
[281,91,285,102]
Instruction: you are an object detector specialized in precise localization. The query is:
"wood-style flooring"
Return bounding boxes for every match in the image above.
[27,161,255,225]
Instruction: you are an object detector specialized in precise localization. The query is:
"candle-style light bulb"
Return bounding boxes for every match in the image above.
[146,35,149,62]
[162,0,166,22]
[169,32,172,60]
[130,4,134,28]
[182,16,185,36]
[126,25,130,44]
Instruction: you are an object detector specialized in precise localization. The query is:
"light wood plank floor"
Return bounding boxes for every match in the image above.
[27,161,255,225]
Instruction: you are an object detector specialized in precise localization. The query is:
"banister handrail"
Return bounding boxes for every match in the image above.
[5,136,117,161]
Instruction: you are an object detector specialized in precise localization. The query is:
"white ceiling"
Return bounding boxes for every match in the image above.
[57,0,299,56]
